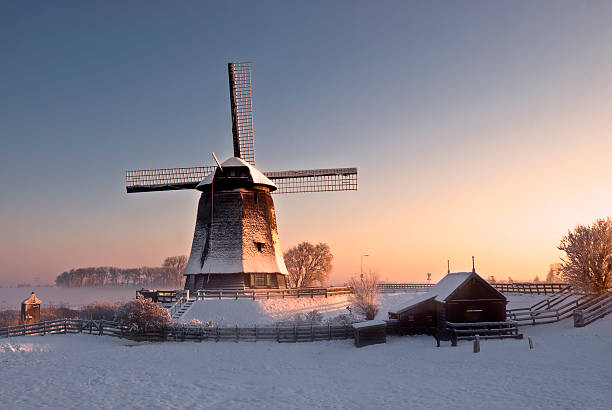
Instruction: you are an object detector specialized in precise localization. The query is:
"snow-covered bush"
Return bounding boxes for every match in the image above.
[559,217,612,294]
[348,270,380,320]
[116,295,171,331]
[324,312,358,326]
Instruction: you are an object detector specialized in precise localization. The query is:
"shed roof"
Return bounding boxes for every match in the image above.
[352,320,387,329]
[196,156,277,191]
[22,292,41,305]
[390,272,503,315]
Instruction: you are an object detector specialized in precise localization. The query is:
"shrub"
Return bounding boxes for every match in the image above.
[0,310,20,327]
[348,270,380,320]
[79,301,119,321]
[116,295,171,331]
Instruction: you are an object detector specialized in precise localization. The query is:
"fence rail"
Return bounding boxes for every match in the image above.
[0,319,355,343]
[491,282,568,295]
[573,291,612,327]
[139,282,569,304]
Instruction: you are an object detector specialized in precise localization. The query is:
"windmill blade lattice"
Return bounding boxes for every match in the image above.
[126,166,215,193]
[228,62,255,165]
[267,168,358,194]
[126,166,358,194]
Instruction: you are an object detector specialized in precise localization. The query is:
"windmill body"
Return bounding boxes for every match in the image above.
[125,62,358,290]
[184,157,288,290]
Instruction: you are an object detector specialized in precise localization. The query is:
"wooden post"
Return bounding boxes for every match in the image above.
[528,336,534,349]
[236,324,239,342]
[473,335,480,353]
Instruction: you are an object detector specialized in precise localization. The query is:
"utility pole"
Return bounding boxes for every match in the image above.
[360,254,369,283]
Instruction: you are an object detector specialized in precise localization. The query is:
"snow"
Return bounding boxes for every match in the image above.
[389,293,436,314]
[196,156,277,191]
[352,320,386,329]
[1,313,611,409]
[181,292,433,326]
[430,272,473,301]
[0,287,142,310]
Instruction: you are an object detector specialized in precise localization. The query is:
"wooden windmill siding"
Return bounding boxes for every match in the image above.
[388,272,507,335]
[125,62,358,290]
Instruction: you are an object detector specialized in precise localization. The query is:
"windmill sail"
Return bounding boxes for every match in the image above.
[126,165,358,193]
[267,168,358,194]
[126,166,216,193]
[228,62,255,165]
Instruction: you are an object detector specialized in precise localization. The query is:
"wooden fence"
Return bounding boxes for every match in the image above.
[507,288,596,326]
[0,319,355,343]
[140,282,569,304]
[492,282,568,295]
[573,291,612,327]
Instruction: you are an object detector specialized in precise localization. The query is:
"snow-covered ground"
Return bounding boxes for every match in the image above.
[0,287,142,309]
[181,292,549,326]
[1,313,611,409]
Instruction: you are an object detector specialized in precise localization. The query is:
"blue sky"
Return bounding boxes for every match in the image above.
[1,1,612,285]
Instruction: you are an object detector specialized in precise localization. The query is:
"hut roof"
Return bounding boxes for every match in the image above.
[22,292,41,305]
[390,272,504,315]
[196,156,277,191]
[352,319,387,329]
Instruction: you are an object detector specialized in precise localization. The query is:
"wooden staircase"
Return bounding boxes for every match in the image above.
[170,299,195,321]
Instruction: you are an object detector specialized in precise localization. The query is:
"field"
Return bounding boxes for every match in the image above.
[1,293,611,409]
[0,287,142,310]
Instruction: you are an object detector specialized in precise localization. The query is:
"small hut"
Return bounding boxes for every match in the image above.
[388,272,507,335]
[21,292,42,324]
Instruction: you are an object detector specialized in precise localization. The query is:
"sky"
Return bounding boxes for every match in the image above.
[1,1,611,286]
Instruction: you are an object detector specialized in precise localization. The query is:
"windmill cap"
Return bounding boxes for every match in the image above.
[196,156,277,191]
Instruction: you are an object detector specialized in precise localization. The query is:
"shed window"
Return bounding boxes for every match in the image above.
[407,314,415,322]
[255,242,264,252]
[426,315,433,322]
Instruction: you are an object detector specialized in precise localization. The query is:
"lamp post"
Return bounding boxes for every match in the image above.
[360,254,369,283]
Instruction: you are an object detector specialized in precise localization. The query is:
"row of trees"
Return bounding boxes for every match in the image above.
[55,256,187,288]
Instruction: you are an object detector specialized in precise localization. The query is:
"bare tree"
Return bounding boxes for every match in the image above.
[558,217,612,294]
[348,270,380,320]
[284,242,333,288]
[545,263,562,282]
[162,255,188,287]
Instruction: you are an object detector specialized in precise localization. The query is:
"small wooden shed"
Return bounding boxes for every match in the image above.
[21,292,42,324]
[352,320,387,347]
[388,272,507,335]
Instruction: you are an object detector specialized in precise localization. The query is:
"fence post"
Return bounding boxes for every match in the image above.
[473,335,480,353]
[573,309,585,327]
[528,336,534,349]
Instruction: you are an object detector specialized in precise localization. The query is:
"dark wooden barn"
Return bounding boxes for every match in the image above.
[388,272,507,336]
[21,292,41,324]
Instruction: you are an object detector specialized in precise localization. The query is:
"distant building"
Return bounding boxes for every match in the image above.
[21,292,41,324]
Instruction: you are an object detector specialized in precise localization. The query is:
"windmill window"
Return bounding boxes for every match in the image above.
[255,273,266,287]
[255,242,264,252]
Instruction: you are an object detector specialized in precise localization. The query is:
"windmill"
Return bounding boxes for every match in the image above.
[126,62,358,290]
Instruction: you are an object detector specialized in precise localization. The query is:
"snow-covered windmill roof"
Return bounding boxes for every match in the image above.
[196,156,277,191]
